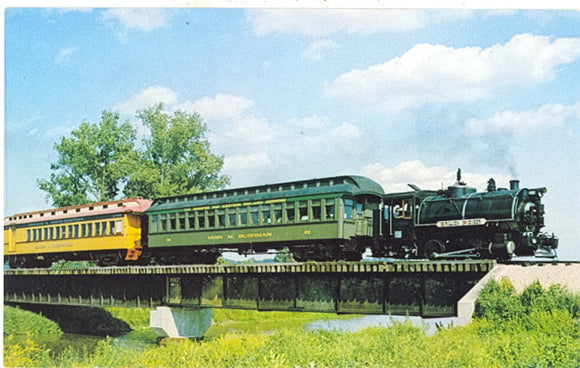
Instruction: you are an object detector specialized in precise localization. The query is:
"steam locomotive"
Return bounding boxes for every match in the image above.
[375,169,558,260]
[4,170,558,268]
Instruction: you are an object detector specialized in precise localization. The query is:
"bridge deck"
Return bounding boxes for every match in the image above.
[4,260,494,275]
[4,260,495,318]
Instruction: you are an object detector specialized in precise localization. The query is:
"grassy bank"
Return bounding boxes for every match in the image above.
[4,279,580,367]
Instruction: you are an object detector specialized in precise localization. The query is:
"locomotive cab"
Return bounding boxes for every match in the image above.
[373,188,437,258]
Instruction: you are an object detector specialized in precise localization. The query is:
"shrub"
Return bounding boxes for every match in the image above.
[473,278,580,367]
[3,306,62,336]
[473,277,525,324]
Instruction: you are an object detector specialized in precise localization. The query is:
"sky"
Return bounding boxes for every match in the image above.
[3,7,580,260]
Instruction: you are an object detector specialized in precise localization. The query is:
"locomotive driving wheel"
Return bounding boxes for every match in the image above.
[423,239,445,260]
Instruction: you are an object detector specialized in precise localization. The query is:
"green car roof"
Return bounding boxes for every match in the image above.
[147,175,384,213]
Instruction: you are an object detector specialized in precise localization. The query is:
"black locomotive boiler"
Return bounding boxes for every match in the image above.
[372,169,559,260]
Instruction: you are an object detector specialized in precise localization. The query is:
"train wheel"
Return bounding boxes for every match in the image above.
[423,239,445,260]
[8,256,51,269]
[154,251,221,265]
[95,252,124,267]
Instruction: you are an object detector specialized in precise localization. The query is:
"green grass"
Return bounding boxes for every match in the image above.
[4,279,580,367]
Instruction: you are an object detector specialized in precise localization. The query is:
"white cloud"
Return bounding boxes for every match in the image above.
[101,8,170,32]
[177,94,254,121]
[285,117,363,155]
[289,115,332,131]
[117,88,255,122]
[224,152,273,171]
[115,86,178,116]
[218,116,280,146]
[360,160,511,193]
[54,47,78,65]
[247,9,452,37]
[329,122,363,153]
[301,39,339,62]
[327,34,580,112]
[465,101,580,136]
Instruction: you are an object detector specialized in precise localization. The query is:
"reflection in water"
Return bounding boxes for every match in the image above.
[306,315,457,337]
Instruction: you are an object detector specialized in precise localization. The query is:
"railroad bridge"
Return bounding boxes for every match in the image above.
[5,260,494,338]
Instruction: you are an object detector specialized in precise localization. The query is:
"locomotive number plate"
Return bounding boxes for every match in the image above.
[436,218,486,228]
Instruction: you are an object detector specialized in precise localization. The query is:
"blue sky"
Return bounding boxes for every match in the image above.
[4,8,580,260]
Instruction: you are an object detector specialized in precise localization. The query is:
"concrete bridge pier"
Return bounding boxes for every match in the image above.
[150,306,212,339]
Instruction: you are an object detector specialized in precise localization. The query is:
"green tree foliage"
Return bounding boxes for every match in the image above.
[38,104,229,207]
[124,104,229,198]
[38,111,136,207]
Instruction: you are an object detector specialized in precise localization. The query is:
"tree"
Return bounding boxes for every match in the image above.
[38,104,230,207]
[124,104,230,198]
[38,111,137,207]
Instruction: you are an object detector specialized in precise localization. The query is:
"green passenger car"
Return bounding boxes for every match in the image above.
[145,176,384,263]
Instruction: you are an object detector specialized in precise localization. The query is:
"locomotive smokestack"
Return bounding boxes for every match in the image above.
[510,180,520,190]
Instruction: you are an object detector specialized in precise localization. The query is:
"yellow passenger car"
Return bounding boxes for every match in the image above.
[4,198,152,268]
